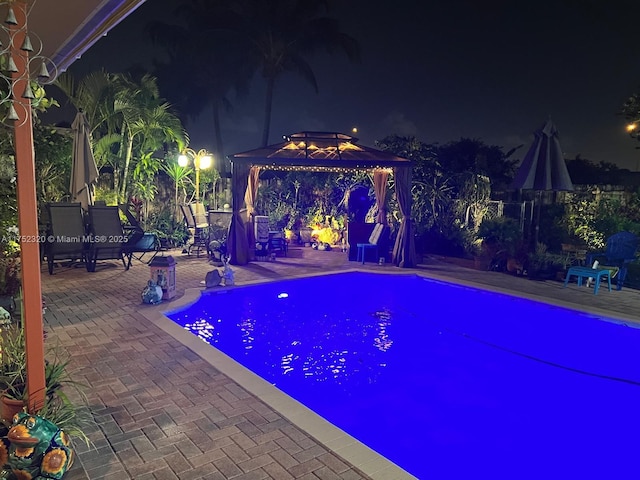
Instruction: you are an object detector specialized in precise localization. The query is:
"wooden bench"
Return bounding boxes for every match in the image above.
[563,266,612,295]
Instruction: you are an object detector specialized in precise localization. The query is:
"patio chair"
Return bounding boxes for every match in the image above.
[356,223,389,264]
[85,205,128,272]
[118,204,160,267]
[43,202,88,275]
[586,231,639,290]
[268,231,288,257]
[189,202,208,227]
[180,204,209,257]
[254,215,270,260]
[207,210,230,264]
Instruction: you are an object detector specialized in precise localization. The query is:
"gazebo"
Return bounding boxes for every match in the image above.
[226,131,417,268]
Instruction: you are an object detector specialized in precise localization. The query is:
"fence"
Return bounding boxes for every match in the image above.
[464,200,534,233]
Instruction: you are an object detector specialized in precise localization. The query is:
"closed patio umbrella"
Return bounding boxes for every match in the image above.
[70,110,99,210]
[511,118,573,247]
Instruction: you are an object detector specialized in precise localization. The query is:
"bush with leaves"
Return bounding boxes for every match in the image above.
[477,217,523,257]
[564,193,640,250]
[147,207,189,247]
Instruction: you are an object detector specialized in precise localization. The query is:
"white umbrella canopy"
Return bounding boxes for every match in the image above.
[511,118,574,247]
[512,118,574,192]
[70,110,99,210]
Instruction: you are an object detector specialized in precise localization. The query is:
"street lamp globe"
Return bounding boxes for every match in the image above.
[199,154,212,169]
[178,148,213,202]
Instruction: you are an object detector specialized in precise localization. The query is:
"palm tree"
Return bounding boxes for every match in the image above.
[148,0,253,164]
[187,0,360,146]
[55,70,123,181]
[162,162,193,221]
[114,75,187,201]
[56,71,187,201]
[151,0,360,145]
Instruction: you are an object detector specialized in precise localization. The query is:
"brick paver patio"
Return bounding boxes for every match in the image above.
[39,246,640,479]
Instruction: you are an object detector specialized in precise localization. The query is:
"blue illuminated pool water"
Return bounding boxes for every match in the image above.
[167,272,640,479]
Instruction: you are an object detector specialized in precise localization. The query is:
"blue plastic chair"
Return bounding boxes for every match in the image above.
[587,231,638,290]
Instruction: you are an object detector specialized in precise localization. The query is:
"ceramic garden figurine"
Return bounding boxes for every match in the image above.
[222,259,234,286]
[0,412,74,479]
[141,280,163,304]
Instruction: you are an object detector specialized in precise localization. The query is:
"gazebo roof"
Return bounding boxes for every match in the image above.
[228,131,411,172]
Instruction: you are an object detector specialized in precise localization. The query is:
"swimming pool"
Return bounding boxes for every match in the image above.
[167,271,640,479]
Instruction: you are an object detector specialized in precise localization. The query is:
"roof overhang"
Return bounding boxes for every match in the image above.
[17,0,146,76]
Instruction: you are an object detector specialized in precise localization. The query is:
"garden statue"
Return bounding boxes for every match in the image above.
[0,412,74,479]
[141,280,163,304]
[222,259,234,286]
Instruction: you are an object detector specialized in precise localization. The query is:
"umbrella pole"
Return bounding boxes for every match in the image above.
[533,191,542,249]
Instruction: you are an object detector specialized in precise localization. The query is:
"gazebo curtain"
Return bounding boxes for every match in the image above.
[244,166,261,257]
[373,170,389,225]
[392,165,417,267]
[227,162,251,265]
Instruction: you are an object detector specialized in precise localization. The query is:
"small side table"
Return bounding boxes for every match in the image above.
[356,243,378,264]
[563,266,612,295]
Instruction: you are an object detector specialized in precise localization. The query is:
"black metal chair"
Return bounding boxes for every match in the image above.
[118,204,160,267]
[85,205,128,272]
[268,232,288,257]
[43,202,88,275]
[180,204,208,257]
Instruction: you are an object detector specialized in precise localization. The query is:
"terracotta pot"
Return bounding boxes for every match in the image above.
[1,395,25,423]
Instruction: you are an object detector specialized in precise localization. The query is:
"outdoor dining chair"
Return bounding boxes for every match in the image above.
[356,223,389,264]
[268,230,288,257]
[43,202,88,275]
[85,205,128,272]
[180,204,209,257]
[189,202,208,227]
[118,204,160,267]
[586,231,639,290]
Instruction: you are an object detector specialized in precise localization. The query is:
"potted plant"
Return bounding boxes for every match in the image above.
[0,324,26,421]
[0,324,91,446]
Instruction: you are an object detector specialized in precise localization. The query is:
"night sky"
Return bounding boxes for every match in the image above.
[61,0,640,170]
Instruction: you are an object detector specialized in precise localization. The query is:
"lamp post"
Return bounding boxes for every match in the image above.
[178,148,212,202]
[626,123,639,171]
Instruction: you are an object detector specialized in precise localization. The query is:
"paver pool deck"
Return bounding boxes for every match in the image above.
[39,246,640,479]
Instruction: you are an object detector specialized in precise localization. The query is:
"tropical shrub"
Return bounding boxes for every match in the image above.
[477,217,523,257]
[564,194,640,250]
[147,207,189,247]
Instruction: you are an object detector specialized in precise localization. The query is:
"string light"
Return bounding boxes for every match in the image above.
[246,164,394,173]
[231,132,409,172]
